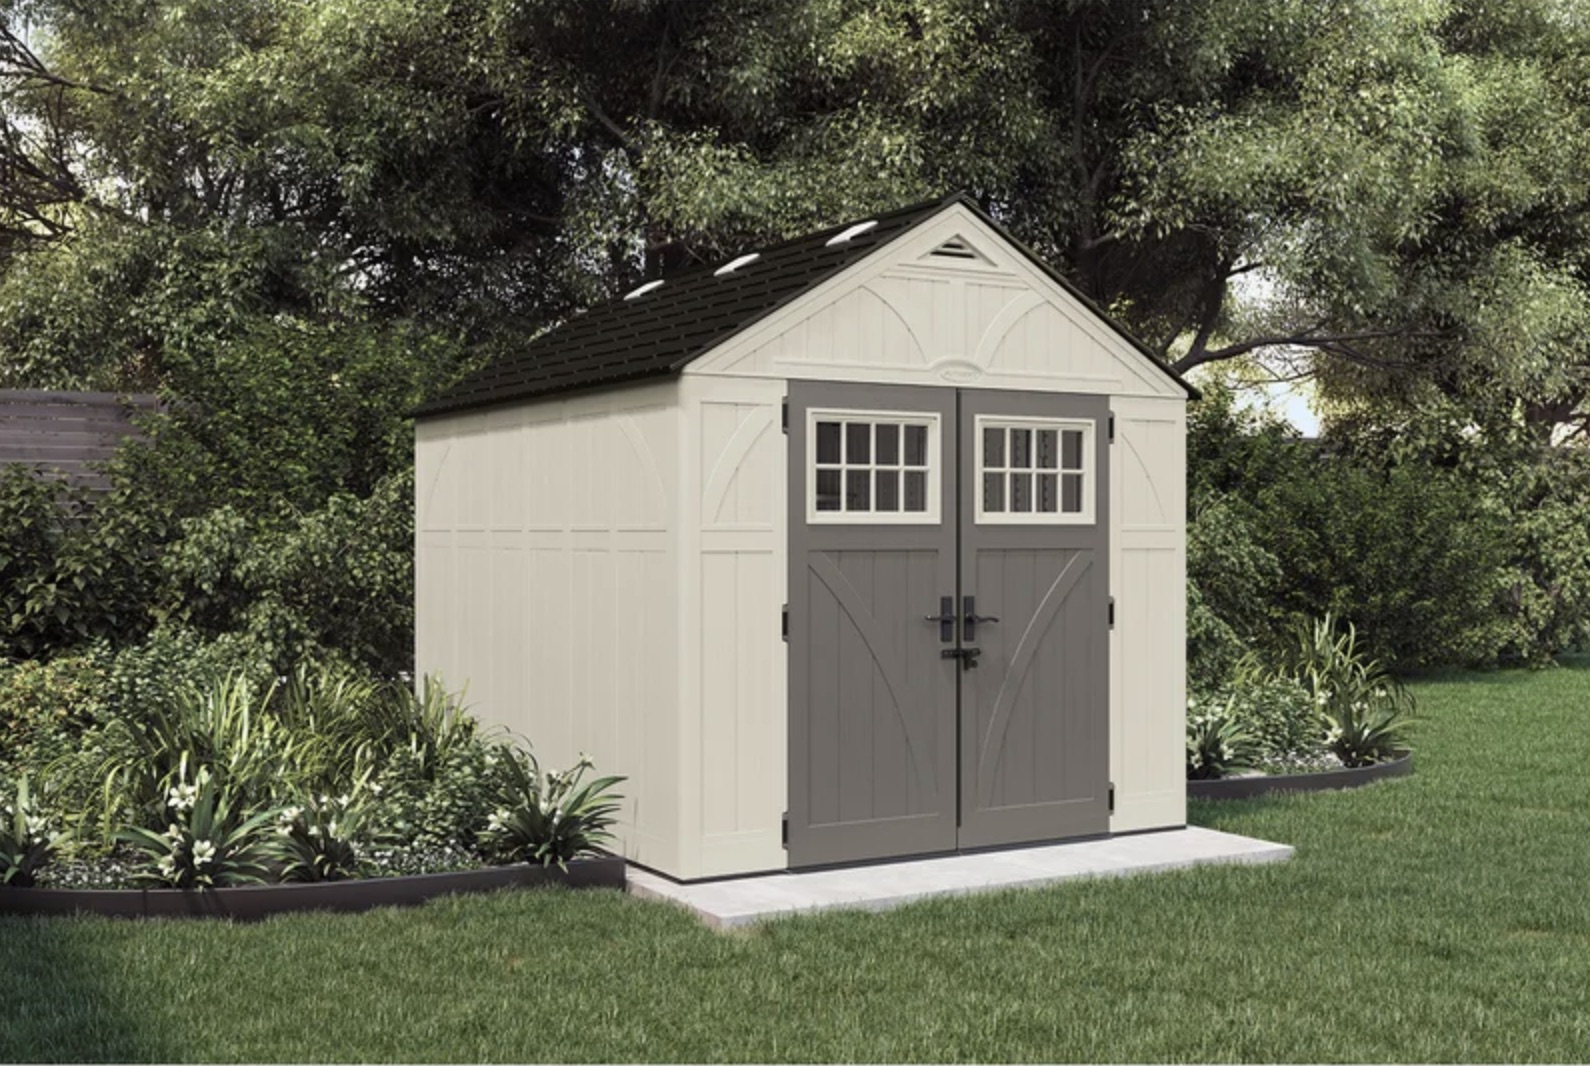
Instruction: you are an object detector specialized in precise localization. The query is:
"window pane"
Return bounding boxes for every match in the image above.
[845,468,871,511]
[1037,473,1058,512]
[816,421,842,464]
[1062,473,1083,513]
[846,422,871,464]
[983,472,1005,512]
[983,426,1004,468]
[1062,429,1083,470]
[1010,428,1031,468]
[904,471,927,512]
[904,425,928,466]
[875,469,899,511]
[875,423,899,465]
[816,469,842,510]
[1037,429,1057,469]
[1011,473,1032,512]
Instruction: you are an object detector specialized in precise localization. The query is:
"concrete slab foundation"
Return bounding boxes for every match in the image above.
[626,826,1293,929]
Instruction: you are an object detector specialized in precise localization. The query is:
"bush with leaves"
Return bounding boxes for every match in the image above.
[1277,613,1415,767]
[1198,665,1322,763]
[0,647,111,778]
[1185,698,1264,781]
[157,469,416,676]
[479,752,624,868]
[116,767,275,888]
[266,794,371,883]
[0,778,67,887]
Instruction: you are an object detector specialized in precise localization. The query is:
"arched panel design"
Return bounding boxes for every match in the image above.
[973,551,1091,807]
[701,406,776,527]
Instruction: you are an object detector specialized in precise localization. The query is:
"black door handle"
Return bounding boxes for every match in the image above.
[924,595,955,642]
[963,596,999,642]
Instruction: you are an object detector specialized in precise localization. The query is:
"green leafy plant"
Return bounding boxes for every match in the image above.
[1280,613,1415,767]
[0,778,67,887]
[116,766,275,888]
[479,752,624,868]
[265,794,370,883]
[1205,663,1323,761]
[1186,698,1264,781]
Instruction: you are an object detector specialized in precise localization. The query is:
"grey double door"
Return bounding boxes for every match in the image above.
[787,381,1110,868]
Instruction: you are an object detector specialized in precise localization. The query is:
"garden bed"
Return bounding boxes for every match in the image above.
[0,854,625,920]
[1188,751,1412,800]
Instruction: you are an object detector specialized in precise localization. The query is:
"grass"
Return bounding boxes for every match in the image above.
[3,664,1590,1063]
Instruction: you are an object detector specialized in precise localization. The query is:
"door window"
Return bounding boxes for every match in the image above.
[807,409,940,523]
[975,417,1094,524]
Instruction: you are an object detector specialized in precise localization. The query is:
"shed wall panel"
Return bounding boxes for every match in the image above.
[679,375,788,878]
[414,385,684,874]
[1108,396,1187,832]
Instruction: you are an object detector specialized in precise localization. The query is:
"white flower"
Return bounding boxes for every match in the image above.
[279,806,303,824]
[164,823,184,844]
[167,783,199,813]
[192,840,216,867]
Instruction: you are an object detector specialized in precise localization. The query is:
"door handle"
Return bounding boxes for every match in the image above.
[924,595,956,642]
[963,596,999,642]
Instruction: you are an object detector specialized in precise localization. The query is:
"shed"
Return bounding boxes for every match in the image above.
[413,195,1192,881]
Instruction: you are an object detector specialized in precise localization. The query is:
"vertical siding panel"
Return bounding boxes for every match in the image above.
[734,553,769,828]
[701,554,737,835]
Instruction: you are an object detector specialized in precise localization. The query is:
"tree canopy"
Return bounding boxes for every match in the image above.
[2,0,1588,431]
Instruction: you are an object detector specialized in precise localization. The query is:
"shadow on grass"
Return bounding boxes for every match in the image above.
[0,915,175,1063]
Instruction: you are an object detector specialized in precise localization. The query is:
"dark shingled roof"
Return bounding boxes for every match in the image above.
[414,194,1192,418]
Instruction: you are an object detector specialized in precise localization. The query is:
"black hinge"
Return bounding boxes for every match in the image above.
[781,398,789,434]
[781,813,789,848]
[1109,783,1115,813]
[781,605,789,641]
[1108,413,1115,442]
[1108,597,1115,628]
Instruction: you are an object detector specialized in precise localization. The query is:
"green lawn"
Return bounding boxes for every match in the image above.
[3,664,1589,1063]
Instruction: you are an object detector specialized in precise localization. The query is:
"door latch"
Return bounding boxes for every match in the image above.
[941,647,981,670]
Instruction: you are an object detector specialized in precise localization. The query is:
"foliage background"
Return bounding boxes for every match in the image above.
[1,0,1589,688]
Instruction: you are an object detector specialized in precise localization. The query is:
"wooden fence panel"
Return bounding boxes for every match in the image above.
[0,390,160,492]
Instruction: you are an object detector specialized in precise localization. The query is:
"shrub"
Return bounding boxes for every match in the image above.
[116,767,276,888]
[266,795,370,883]
[0,648,111,778]
[479,752,624,867]
[1202,669,1322,762]
[1278,613,1415,767]
[0,777,66,887]
[1185,698,1263,781]
[156,469,415,675]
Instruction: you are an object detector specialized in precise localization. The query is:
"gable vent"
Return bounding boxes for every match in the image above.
[931,237,980,260]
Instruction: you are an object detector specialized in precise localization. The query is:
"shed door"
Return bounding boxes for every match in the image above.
[787,382,1110,868]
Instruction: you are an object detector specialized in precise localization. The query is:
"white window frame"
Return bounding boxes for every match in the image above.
[974,415,1096,525]
[806,407,942,525]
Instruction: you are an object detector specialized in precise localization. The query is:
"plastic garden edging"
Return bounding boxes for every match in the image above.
[0,854,626,920]
[1187,752,1413,801]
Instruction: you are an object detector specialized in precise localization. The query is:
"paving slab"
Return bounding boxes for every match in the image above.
[626,827,1293,929]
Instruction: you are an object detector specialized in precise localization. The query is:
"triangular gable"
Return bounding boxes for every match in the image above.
[685,200,1194,401]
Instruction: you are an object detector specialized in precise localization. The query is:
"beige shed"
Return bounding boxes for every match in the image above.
[413,195,1193,881]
